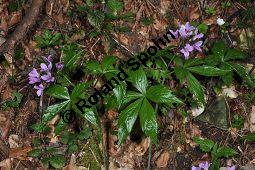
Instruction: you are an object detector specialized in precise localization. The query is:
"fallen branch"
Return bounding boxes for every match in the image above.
[0,0,46,61]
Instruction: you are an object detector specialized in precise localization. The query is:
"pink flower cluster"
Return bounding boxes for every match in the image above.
[169,22,204,59]
[28,55,64,96]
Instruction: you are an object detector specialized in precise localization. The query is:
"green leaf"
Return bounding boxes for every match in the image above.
[68,144,79,153]
[139,98,157,143]
[146,85,182,104]
[113,83,126,108]
[86,61,101,74]
[42,100,70,123]
[230,63,255,88]
[71,83,90,100]
[62,44,83,69]
[78,128,92,140]
[184,58,204,68]
[54,119,66,136]
[197,23,208,34]
[216,147,237,158]
[50,33,62,45]
[174,67,188,84]
[123,91,144,105]
[117,98,143,145]
[87,10,105,30]
[129,69,148,95]
[56,74,73,87]
[212,41,226,60]
[188,66,231,76]
[49,155,66,169]
[107,0,124,13]
[209,159,220,170]
[45,84,70,100]
[81,109,97,125]
[28,149,43,158]
[187,73,205,104]
[242,133,255,141]
[30,123,50,133]
[224,49,246,61]
[220,62,234,86]
[102,55,117,72]
[193,137,215,152]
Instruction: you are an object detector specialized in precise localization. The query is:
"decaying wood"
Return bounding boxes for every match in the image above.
[0,0,46,61]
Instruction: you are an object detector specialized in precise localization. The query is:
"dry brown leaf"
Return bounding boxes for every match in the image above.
[190,7,200,21]
[250,106,255,132]
[155,150,170,168]
[8,134,20,148]
[9,11,22,27]
[9,146,32,160]
[134,138,150,156]
[0,158,12,170]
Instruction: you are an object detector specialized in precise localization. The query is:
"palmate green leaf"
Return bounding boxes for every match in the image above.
[102,55,117,72]
[220,62,234,86]
[146,85,182,104]
[86,60,101,74]
[117,98,143,145]
[71,82,90,100]
[139,98,157,143]
[187,72,205,104]
[107,0,124,13]
[49,155,66,169]
[113,82,126,108]
[81,109,97,125]
[216,146,237,158]
[129,69,148,95]
[187,66,231,76]
[45,84,70,100]
[122,91,144,105]
[42,100,70,123]
[193,137,215,152]
[54,118,66,136]
[184,58,204,68]
[28,149,43,158]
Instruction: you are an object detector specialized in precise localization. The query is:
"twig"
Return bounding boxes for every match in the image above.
[89,146,99,164]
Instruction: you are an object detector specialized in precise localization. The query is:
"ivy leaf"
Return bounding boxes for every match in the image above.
[224,48,246,61]
[117,98,143,145]
[45,84,70,100]
[188,66,231,76]
[49,155,66,169]
[187,72,205,104]
[146,85,182,104]
[42,100,70,123]
[139,98,157,143]
[107,0,124,13]
[216,147,237,158]
[129,69,147,95]
[193,137,215,152]
[54,119,66,136]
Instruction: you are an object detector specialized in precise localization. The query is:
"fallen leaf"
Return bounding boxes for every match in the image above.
[134,138,150,156]
[8,134,20,148]
[0,158,12,170]
[249,106,255,132]
[221,86,238,99]
[9,146,32,160]
[155,150,170,168]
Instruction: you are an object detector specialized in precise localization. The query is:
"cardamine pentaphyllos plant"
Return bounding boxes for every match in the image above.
[169,22,204,59]
[28,55,64,96]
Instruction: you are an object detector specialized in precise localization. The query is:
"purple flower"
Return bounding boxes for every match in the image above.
[28,68,41,84]
[55,62,64,71]
[191,161,210,170]
[227,166,235,170]
[199,161,209,170]
[42,55,53,71]
[179,22,195,38]
[169,29,179,39]
[41,72,55,83]
[180,43,194,59]
[193,41,203,52]
[34,84,44,96]
[193,29,204,40]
